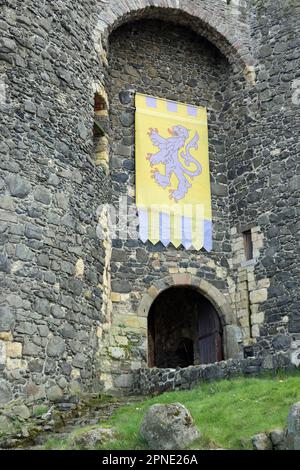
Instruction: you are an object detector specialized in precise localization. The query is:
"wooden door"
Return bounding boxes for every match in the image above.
[198,303,223,364]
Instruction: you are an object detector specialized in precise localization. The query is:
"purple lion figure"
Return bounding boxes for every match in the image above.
[147,125,202,201]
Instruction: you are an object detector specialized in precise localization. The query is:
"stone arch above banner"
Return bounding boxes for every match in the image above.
[95,0,255,76]
[138,273,243,360]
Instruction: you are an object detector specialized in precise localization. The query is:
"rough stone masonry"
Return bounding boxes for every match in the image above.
[0,0,299,408]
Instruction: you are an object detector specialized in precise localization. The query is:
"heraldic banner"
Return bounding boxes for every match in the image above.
[135,93,212,251]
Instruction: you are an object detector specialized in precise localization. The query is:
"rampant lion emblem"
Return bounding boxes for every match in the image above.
[147,125,202,201]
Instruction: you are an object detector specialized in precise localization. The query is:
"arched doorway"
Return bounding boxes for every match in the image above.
[148,286,223,368]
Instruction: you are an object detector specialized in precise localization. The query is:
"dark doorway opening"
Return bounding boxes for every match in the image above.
[148,286,223,368]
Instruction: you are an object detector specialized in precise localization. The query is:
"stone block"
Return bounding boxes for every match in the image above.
[251,311,264,324]
[0,332,12,341]
[138,294,153,317]
[0,195,14,210]
[257,278,270,289]
[252,433,273,450]
[250,288,268,304]
[115,335,128,346]
[46,385,63,401]
[0,341,6,365]
[75,258,84,278]
[6,174,31,198]
[69,380,82,396]
[272,335,291,350]
[0,379,12,404]
[0,306,15,332]
[123,315,146,330]
[148,285,158,298]
[169,267,179,274]
[223,325,243,359]
[6,358,27,370]
[286,402,300,450]
[172,273,191,285]
[15,244,34,261]
[6,342,22,358]
[47,337,66,357]
[111,280,131,293]
[114,373,133,388]
[251,324,260,338]
[111,292,121,302]
[109,347,125,360]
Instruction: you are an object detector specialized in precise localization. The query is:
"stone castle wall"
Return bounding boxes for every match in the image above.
[134,353,294,395]
[102,19,243,392]
[226,0,300,358]
[0,0,109,404]
[0,0,299,404]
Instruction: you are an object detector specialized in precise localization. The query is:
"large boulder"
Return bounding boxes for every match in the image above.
[140,403,200,450]
[285,402,300,450]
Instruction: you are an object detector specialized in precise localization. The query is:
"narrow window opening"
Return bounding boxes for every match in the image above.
[243,230,253,261]
[94,94,107,114]
[93,92,109,169]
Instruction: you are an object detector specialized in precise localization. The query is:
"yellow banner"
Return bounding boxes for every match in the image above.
[135,93,212,251]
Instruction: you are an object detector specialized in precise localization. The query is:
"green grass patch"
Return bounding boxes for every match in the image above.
[32,406,49,417]
[43,371,300,450]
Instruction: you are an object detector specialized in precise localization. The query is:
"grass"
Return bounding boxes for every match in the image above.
[43,371,300,450]
[32,405,49,417]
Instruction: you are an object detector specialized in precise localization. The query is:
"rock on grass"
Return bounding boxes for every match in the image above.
[140,403,200,450]
[73,428,115,449]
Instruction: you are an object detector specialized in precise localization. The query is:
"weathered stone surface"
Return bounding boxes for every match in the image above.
[120,112,134,127]
[252,433,273,451]
[15,244,34,261]
[0,307,14,332]
[272,335,291,351]
[74,428,115,449]
[46,385,63,401]
[0,196,14,210]
[286,402,300,450]
[33,186,51,205]
[0,341,6,366]
[59,323,76,339]
[8,403,30,420]
[140,403,199,450]
[111,280,131,293]
[249,289,268,304]
[0,0,299,401]
[6,342,22,358]
[269,429,285,448]
[47,337,66,357]
[0,415,14,436]
[0,254,10,273]
[6,175,31,198]
[133,355,292,395]
[119,90,132,105]
[23,340,41,356]
[0,379,12,404]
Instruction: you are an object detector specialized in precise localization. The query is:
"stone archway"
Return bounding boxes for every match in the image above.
[138,274,242,362]
[148,285,224,368]
[95,0,255,79]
